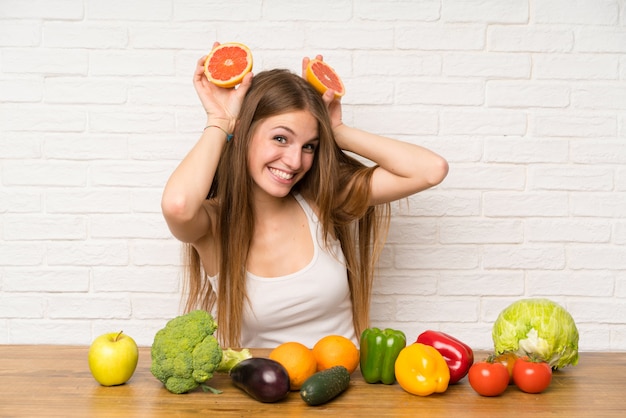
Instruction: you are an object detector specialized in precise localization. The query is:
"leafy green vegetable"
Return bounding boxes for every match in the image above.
[492,298,579,369]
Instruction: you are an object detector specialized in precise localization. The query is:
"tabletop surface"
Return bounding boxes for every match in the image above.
[0,345,625,417]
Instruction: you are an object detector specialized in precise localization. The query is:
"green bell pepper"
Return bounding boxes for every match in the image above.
[359,327,407,384]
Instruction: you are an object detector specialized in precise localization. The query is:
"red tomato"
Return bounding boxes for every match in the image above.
[468,361,510,397]
[512,357,552,394]
[493,352,518,384]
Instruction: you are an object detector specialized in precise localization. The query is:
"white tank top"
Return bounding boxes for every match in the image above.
[208,193,356,348]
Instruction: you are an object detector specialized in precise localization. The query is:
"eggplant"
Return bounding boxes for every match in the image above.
[229,358,290,402]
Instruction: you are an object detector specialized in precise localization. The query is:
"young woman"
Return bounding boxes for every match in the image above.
[161,47,449,348]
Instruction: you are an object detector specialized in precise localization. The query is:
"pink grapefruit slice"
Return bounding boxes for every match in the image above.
[204,42,253,88]
[305,58,345,98]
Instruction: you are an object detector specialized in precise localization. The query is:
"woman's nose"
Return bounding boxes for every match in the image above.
[283,146,302,169]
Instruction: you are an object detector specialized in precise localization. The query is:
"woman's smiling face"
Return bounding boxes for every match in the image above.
[247,110,319,198]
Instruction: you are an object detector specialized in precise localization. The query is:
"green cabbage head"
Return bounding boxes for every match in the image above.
[492,298,579,369]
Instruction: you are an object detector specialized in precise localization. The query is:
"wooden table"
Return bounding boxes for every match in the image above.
[0,345,624,417]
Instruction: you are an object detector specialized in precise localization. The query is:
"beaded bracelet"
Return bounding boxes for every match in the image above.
[204,125,233,142]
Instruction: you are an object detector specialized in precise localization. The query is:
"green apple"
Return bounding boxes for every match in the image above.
[88,331,139,386]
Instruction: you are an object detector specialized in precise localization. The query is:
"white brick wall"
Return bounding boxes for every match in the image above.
[1,0,625,351]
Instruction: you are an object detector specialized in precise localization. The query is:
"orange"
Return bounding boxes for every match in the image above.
[305,58,345,98]
[203,42,253,88]
[312,335,359,374]
[269,341,317,390]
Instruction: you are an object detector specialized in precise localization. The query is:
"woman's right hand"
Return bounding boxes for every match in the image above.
[193,42,253,132]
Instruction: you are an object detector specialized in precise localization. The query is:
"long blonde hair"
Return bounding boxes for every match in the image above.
[183,69,390,346]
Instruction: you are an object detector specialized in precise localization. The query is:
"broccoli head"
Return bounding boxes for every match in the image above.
[150,310,222,394]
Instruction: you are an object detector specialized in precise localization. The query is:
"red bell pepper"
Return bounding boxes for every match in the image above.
[416,330,474,384]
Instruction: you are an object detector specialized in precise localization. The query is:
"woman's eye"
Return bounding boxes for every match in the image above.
[303,143,316,153]
[274,135,287,144]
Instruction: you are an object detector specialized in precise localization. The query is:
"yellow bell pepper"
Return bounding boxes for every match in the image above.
[394,343,450,396]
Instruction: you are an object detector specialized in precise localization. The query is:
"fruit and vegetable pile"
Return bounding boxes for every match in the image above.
[87,298,570,405]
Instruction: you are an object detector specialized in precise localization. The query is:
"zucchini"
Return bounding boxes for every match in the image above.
[300,366,350,406]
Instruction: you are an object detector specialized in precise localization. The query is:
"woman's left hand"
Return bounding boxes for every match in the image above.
[302,55,343,130]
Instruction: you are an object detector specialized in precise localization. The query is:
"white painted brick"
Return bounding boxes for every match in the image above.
[529,166,614,192]
[306,25,394,50]
[421,136,483,163]
[0,78,43,102]
[442,0,528,23]
[130,80,196,106]
[89,214,171,239]
[46,190,131,214]
[89,109,175,133]
[89,51,175,76]
[353,52,442,77]
[131,239,183,266]
[571,84,626,110]
[397,81,484,106]
[483,192,569,217]
[92,319,174,347]
[568,298,626,323]
[0,133,42,159]
[484,137,569,164]
[612,326,626,351]
[0,0,83,19]
[0,105,86,132]
[533,113,617,138]
[4,215,87,240]
[341,77,394,106]
[92,267,180,293]
[534,54,619,80]
[46,241,129,266]
[353,107,438,136]
[439,271,524,296]
[0,21,41,47]
[527,271,614,297]
[129,134,195,161]
[526,219,612,244]
[571,193,626,217]
[131,296,182,321]
[533,0,618,25]
[441,109,527,135]
[439,219,523,244]
[483,245,565,270]
[2,160,86,187]
[444,53,531,78]
[43,22,128,49]
[397,24,485,51]
[45,78,128,104]
[488,25,574,52]
[407,192,481,217]
[85,0,171,21]
[2,48,88,75]
[131,25,213,50]
[0,191,41,214]
[48,294,132,319]
[396,297,479,322]
[486,81,569,108]
[443,165,526,191]
[356,0,440,21]
[44,133,128,160]
[576,324,611,351]
[90,162,173,187]
[616,222,626,245]
[263,0,352,21]
[173,0,261,21]
[369,295,397,322]
[387,218,438,245]
[9,320,92,345]
[372,273,438,296]
[131,189,165,213]
[0,295,45,317]
[3,268,89,292]
[568,246,626,270]
[395,245,479,270]
[577,28,626,53]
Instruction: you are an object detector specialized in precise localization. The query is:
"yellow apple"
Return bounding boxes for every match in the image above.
[88,331,139,386]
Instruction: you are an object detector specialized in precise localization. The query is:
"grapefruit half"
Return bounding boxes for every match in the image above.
[204,42,253,88]
[305,58,345,98]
